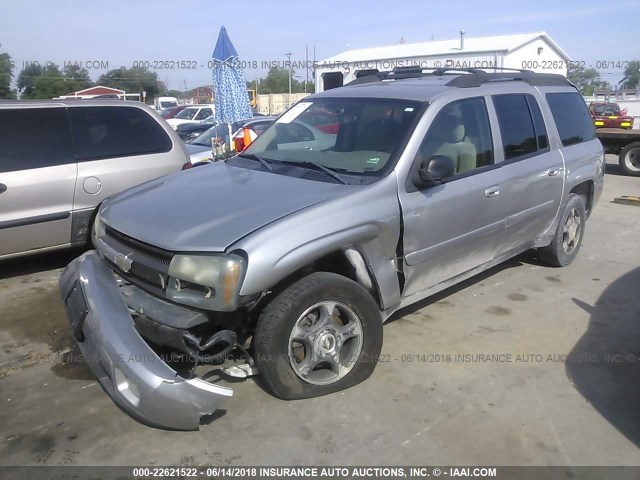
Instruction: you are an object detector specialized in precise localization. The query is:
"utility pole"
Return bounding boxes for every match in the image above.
[305,46,309,94]
[286,52,292,105]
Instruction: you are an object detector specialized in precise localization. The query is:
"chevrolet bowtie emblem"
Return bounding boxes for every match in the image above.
[115,253,133,273]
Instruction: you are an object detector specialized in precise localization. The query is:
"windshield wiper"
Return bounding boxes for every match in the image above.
[237,153,274,172]
[277,160,349,185]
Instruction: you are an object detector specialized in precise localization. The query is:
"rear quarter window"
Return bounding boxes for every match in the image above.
[0,107,74,173]
[546,92,596,147]
[69,106,172,161]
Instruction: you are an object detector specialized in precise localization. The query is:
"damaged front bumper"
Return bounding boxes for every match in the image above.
[58,251,233,430]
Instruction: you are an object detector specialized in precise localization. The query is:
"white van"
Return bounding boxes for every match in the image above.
[154,96,179,111]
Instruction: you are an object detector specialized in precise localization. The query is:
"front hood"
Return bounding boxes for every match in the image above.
[100,163,351,252]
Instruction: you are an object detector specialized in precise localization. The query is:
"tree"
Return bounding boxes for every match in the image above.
[98,66,160,98]
[17,62,43,97]
[619,61,640,89]
[0,52,16,99]
[17,63,72,99]
[567,63,608,96]
[166,89,184,98]
[62,63,93,92]
[253,67,314,94]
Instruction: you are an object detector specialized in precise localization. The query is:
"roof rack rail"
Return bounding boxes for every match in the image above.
[346,66,572,88]
[445,71,570,88]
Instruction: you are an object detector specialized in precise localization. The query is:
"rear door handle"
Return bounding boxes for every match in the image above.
[0,183,7,194]
[548,168,561,177]
[485,186,500,198]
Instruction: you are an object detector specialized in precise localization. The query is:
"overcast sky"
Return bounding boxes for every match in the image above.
[1,0,638,90]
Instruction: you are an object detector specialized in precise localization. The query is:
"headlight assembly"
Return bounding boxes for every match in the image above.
[93,214,106,242]
[167,254,245,311]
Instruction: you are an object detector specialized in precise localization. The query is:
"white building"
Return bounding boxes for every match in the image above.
[315,32,570,93]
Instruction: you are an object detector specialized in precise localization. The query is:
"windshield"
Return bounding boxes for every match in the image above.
[175,108,198,120]
[242,98,421,178]
[593,104,621,115]
[160,101,177,109]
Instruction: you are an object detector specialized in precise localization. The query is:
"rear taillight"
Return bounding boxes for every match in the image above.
[182,162,193,170]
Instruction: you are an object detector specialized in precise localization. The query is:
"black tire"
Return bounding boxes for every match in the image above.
[539,193,586,267]
[619,142,640,177]
[253,272,383,400]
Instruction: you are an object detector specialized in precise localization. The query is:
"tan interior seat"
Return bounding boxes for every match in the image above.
[420,114,476,174]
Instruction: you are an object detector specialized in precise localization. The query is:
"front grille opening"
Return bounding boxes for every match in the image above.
[104,226,173,265]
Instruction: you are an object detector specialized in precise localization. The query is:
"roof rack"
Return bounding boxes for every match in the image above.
[346,67,572,88]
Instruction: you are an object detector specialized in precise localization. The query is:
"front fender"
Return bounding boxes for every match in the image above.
[232,175,402,311]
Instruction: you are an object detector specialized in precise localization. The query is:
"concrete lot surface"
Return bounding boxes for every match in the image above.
[0,156,638,466]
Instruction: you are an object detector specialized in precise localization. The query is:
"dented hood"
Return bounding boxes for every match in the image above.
[100,162,350,252]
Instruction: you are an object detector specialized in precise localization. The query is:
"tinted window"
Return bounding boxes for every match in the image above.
[416,97,494,176]
[547,93,596,146]
[252,122,272,135]
[69,106,172,161]
[525,95,549,150]
[592,103,620,115]
[175,108,198,120]
[493,94,538,160]
[0,107,74,173]
[194,108,212,120]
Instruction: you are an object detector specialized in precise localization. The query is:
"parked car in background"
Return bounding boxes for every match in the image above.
[159,105,188,119]
[166,105,214,129]
[176,115,217,141]
[232,117,276,151]
[184,117,276,164]
[185,121,247,163]
[0,100,189,259]
[589,102,634,129]
[154,96,179,111]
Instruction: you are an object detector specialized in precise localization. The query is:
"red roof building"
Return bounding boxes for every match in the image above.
[55,85,141,101]
[67,86,125,96]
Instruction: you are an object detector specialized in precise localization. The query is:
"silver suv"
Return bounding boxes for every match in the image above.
[0,100,189,259]
[59,69,604,429]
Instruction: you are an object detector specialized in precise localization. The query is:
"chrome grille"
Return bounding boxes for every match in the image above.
[100,226,173,294]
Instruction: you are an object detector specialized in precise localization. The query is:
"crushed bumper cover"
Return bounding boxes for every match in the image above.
[59,251,232,430]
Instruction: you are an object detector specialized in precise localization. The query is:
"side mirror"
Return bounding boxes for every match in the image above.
[414,155,456,188]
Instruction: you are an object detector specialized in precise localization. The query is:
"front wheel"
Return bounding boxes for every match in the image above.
[619,142,640,177]
[252,272,383,400]
[539,193,586,267]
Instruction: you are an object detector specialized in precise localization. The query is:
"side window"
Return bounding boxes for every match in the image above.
[416,97,494,177]
[492,94,538,160]
[252,122,271,135]
[69,107,172,161]
[525,95,549,150]
[278,122,315,143]
[546,92,596,146]
[0,108,74,173]
[195,108,212,120]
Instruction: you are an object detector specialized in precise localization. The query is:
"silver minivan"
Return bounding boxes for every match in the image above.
[0,100,189,259]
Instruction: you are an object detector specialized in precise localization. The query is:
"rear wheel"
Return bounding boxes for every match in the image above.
[619,142,640,177]
[539,193,586,267]
[253,272,383,400]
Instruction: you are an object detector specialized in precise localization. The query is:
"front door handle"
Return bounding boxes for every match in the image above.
[548,168,562,177]
[0,183,7,194]
[485,186,500,198]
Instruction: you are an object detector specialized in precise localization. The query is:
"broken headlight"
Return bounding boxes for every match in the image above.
[93,214,106,242]
[167,254,245,311]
